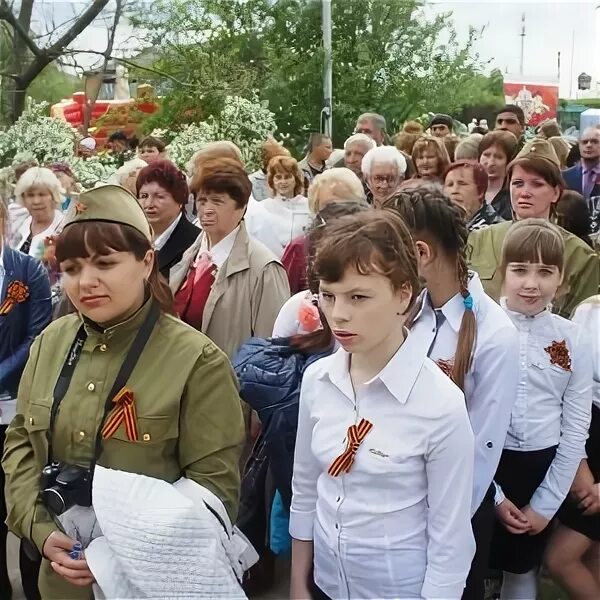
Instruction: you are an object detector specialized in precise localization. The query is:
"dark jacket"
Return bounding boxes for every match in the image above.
[467,203,504,232]
[157,216,200,280]
[563,164,600,198]
[0,247,52,398]
[490,187,512,220]
[233,337,329,552]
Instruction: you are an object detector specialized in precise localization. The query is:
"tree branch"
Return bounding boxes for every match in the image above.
[18,0,111,86]
[46,0,110,61]
[0,0,42,57]
[60,49,193,87]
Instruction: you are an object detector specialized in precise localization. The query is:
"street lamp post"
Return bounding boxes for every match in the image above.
[321,0,332,137]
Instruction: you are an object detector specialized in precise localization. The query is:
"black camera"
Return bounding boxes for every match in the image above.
[41,462,92,516]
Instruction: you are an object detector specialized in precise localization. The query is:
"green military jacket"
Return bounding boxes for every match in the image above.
[467,221,600,318]
[2,300,245,600]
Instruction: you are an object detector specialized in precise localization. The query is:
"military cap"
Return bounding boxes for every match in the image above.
[514,138,560,168]
[63,184,152,240]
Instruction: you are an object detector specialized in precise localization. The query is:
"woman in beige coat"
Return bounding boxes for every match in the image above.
[170,157,290,359]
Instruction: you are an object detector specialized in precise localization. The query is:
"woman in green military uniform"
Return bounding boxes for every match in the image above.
[468,139,600,318]
[2,185,245,599]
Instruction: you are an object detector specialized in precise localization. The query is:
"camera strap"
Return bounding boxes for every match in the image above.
[46,301,161,465]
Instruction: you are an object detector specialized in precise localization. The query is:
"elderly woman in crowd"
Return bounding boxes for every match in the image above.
[443,160,503,232]
[249,138,291,201]
[468,138,599,318]
[361,146,407,207]
[454,133,484,161]
[478,130,519,220]
[170,158,290,359]
[281,167,368,293]
[10,167,64,260]
[136,159,200,279]
[0,199,52,600]
[412,135,451,182]
[108,157,147,195]
[47,163,78,211]
[246,156,310,258]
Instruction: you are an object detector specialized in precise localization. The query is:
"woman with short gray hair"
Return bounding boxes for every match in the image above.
[361,146,407,208]
[11,167,64,259]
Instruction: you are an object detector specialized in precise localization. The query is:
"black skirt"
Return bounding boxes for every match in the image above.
[489,446,557,574]
[556,404,600,541]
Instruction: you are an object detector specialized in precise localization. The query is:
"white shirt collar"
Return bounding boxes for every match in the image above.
[417,271,486,333]
[499,296,551,322]
[198,225,240,269]
[154,213,182,251]
[319,328,425,405]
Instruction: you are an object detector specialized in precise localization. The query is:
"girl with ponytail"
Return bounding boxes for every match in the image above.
[386,184,520,600]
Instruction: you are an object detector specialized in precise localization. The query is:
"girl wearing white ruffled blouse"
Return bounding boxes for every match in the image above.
[289,210,476,600]
[491,219,593,600]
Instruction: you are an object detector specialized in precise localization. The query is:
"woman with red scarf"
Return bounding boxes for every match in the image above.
[170,158,290,359]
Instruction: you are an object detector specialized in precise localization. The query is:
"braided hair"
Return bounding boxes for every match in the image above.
[385,185,476,390]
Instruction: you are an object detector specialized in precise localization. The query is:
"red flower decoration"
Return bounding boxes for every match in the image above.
[545,340,571,372]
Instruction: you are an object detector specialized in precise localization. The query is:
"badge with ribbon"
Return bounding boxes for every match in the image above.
[0,281,30,316]
[101,388,139,441]
[545,339,572,372]
[328,418,373,477]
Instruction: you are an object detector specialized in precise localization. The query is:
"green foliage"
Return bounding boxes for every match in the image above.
[27,65,81,106]
[131,0,504,153]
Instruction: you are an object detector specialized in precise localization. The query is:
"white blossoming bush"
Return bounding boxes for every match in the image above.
[167,94,277,172]
[214,94,277,169]
[0,102,79,166]
[71,156,120,190]
[167,121,216,170]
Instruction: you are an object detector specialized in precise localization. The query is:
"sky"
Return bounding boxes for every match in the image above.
[26,0,600,99]
[427,0,600,97]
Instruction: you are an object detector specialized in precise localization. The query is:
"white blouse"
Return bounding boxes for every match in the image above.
[410,272,519,514]
[571,300,600,409]
[497,299,592,519]
[290,330,475,600]
[245,194,310,259]
[10,209,64,260]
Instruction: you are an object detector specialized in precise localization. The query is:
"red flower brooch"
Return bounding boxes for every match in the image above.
[0,281,30,316]
[545,340,572,372]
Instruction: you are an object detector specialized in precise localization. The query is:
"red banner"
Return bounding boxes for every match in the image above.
[503,79,559,127]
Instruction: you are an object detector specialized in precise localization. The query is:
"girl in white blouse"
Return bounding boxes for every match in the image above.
[491,219,593,600]
[545,296,600,600]
[290,210,475,600]
[387,186,519,600]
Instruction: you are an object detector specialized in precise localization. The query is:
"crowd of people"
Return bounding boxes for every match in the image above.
[0,105,599,600]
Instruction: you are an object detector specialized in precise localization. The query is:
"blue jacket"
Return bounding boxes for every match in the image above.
[234,338,329,505]
[0,247,52,397]
[563,165,600,198]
